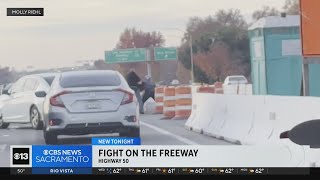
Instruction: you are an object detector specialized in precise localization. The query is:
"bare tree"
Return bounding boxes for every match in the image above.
[116,27,165,49]
[179,9,250,83]
[252,6,280,21]
[114,28,166,81]
[283,0,299,15]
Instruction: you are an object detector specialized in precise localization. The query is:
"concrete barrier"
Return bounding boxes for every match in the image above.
[219,95,256,144]
[186,91,320,166]
[189,94,216,134]
[202,94,228,139]
[223,84,253,95]
[143,97,156,114]
[243,96,273,145]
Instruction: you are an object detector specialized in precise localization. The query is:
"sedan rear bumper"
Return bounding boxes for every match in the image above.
[46,122,139,136]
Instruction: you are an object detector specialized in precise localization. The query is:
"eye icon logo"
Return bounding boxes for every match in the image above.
[14,153,20,160]
[43,150,49,155]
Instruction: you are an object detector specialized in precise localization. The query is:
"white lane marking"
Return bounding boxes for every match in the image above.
[2,135,9,137]
[0,144,7,152]
[140,121,199,145]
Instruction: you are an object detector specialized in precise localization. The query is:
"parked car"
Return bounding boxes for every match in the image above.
[40,70,140,144]
[1,83,13,95]
[223,75,248,85]
[0,73,57,129]
[0,84,13,104]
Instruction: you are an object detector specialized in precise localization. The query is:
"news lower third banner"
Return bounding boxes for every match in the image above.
[10,137,310,170]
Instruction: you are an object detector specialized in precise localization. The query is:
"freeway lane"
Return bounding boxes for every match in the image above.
[0,114,232,167]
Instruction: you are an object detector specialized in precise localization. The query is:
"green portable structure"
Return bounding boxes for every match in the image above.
[248,15,320,96]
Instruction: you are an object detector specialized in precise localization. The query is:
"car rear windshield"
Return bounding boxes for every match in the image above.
[43,76,55,86]
[60,72,121,88]
[230,77,246,82]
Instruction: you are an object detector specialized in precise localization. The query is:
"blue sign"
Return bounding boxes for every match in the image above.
[92,138,141,145]
[32,168,92,175]
[32,146,92,167]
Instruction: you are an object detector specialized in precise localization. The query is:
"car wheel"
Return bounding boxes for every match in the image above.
[0,117,9,129]
[30,106,43,130]
[44,131,58,145]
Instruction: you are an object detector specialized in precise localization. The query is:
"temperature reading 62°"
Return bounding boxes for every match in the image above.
[112,168,122,174]
[225,168,234,174]
[255,168,265,174]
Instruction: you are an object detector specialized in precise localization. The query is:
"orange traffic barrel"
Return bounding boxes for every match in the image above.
[173,86,192,120]
[214,82,224,94]
[197,85,215,93]
[154,87,164,114]
[162,87,176,119]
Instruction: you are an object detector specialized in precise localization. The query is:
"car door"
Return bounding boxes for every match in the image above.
[20,78,38,121]
[2,78,27,122]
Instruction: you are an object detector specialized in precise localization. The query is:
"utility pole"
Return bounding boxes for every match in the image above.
[190,35,194,84]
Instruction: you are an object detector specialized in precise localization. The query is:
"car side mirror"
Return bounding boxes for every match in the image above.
[280,119,320,148]
[35,91,47,97]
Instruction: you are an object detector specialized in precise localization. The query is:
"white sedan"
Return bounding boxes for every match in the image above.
[40,70,140,144]
[0,73,57,129]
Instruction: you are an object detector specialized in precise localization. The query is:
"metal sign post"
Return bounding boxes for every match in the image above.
[146,48,152,79]
[302,59,309,96]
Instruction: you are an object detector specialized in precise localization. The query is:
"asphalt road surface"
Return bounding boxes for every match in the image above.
[0,114,232,167]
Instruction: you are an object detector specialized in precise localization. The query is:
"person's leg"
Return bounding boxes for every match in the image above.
[135,89,144,113]
[151,90,155,100]
[142,92,148,104]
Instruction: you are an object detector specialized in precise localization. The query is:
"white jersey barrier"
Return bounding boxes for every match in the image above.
[223,84,253,95]
[143,97,157,114]
[185,92,320,166]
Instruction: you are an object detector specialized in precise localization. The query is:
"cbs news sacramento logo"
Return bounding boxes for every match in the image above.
[10,145,32,167]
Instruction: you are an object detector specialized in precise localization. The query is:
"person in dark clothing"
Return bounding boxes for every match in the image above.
[125,69,144,114]
[142,75,155,103]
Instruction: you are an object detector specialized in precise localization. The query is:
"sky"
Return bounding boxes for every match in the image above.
[0,0,286,70]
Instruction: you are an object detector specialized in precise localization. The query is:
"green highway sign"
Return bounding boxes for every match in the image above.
[154,47,178,61]
[105,48,147,63]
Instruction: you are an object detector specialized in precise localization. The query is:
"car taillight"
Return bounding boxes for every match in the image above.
[50,91,71,108]
[116,89,133,105]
